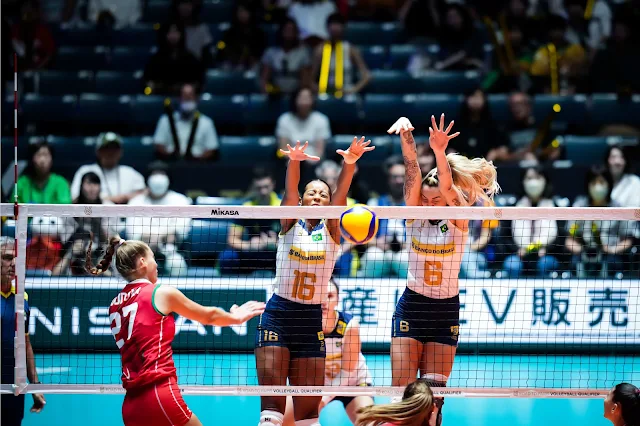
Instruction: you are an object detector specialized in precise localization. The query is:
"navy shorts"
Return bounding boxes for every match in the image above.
[1,394,25,426]
[392,288,460,346]
[255,294,325,359]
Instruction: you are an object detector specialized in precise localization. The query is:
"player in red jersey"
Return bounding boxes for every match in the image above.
[87,236,265,426]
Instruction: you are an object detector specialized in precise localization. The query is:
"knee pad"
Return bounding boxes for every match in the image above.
[259,410,284,426]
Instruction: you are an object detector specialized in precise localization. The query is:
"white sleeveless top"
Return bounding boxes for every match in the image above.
[406,219,468,299]
[328,41,354,91]
[325,311,372,387]
[275,220,340,305]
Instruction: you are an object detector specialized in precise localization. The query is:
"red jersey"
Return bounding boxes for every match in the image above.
[109,279,177,390]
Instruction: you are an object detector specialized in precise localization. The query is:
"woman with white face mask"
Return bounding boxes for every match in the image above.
[565,166,635,278]
[126,162,192,276]
[502,166,559,278]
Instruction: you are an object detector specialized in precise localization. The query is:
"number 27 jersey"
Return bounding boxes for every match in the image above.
[108,279,177,389]
[275,220,340,305]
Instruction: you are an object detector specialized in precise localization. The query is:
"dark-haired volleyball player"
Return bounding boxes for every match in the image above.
[255,137,374,426]
[604,382,640,426]
[388,114,500,424]
[87,237,265,426]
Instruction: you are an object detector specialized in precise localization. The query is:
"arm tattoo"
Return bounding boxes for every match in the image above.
[400,132,416,147]
[403,157,420,196]
[451,198,461,206]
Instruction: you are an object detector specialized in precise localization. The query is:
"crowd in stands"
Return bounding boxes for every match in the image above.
[1,0,640,280]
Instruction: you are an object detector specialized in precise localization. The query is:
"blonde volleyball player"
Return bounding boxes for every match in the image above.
[387,114,499,424]
[256,138,375,426]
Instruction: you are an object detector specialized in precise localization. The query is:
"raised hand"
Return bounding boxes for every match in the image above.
[230,301,266,324]
[279,141,321,162]
[31,393,46,413]
[336,136,375,165]
[387,117,415,135]
[429,113,459,153]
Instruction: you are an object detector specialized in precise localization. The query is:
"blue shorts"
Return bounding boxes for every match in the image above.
[255,294,325,359]
[1,394,25,426]
[392,288,460,346]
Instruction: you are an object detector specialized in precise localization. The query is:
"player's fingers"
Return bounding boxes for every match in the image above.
[363,146,376,151]
[361,139,371,147]
[279,149,288,155]
[449,132,461,139]
[429,127,434,136]
[336,149,346,156]
[308,155,321,161]
[431,115,437,130]
[302,141,309,150]
[439,113,445,131]
[445,120,455,134]
[387,124,396,134]
[295,140,301,148]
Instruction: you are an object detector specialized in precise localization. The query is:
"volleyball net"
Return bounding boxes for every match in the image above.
[1,203,639,398]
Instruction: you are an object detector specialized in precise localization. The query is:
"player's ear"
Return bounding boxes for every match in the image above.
[298,197,302,206]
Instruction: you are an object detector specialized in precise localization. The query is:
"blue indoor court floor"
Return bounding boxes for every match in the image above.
[20,354,640,426]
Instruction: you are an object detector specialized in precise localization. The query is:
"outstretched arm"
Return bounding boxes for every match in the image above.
[280,141,321,232]
[332,137,375,206]
[429,114,462,206]
[154,285,265,326]
[388,117,421,206]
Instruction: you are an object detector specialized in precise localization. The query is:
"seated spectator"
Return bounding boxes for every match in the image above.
[276,87,331,160]
[217,2,266,71]
[361,156,407,278]
[311,13,371,96]
[417,144,435,176]
[172,0,214,62]
[126,162,191,277]
[63,0,142,28]
[499,0,541,44]
[502,165,559,278]
[57,172,116,276]
[26,216,63,272]
[461,200,497,279]
[400,0,442,42]
[456,89,509,161]
[530,15,586,94]
[589,15,640,95]
[17,140,71,204]
[606,145,640,208]
[260,18,311,95]
[563,0,612,52]
[483,22,535,93]
[153,83,219,161]
[287,0,337,46]
[70,132,146,204]
[218,168,281,275]
[11,0,55,71]
[144,22,204,95]
[433,4,485,71]
[565,166,634,278]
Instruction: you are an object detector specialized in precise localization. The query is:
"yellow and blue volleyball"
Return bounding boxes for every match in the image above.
[339,204,379,244]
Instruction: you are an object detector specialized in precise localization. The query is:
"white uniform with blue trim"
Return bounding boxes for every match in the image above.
[325,311,372,387]
[406,219,468,299]
[275,220,340,305]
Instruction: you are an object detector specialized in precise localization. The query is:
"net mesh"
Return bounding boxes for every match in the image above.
[2,204,639,397]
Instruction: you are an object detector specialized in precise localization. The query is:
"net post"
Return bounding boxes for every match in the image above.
[13,209,29,395]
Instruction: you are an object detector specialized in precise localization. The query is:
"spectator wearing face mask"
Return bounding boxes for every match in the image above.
[126,162,191,276]
[70,132,146,204]
[153,83,219,161]
[565,166,634,278]
[502,166,559,278]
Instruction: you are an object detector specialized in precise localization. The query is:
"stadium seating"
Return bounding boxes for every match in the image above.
[345,22,403,45]
[203,70,258,95]
[95,71,143,94]
[315,96,360,132]
[22,94,78,131]
[590,94,640,127]
[360,46,386,70]
[54,47,108,70]
[131,94,171,133]
[199,95,247,134]
[108,47,156,71]
[75,94,133,133]
[559,135,639,165]
[219,136,277,164]
[189,219,230,261]
[29,71,94,96]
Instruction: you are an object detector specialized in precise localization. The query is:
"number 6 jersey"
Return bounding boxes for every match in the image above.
[275,220,340,305]
[406,219,468,299]
[108,279,177,389]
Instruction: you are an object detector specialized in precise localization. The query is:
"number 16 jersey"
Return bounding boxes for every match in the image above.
[406,219,468,299]
[275,220,340,305]
[108,279,177,390]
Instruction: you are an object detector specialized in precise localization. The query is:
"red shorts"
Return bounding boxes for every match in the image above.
[122,377,193,426]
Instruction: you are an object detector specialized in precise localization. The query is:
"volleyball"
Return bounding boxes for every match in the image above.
[339,204,379,244]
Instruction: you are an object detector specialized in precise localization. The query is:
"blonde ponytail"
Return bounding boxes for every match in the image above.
[424,153,501,206]
[356,379,435,426]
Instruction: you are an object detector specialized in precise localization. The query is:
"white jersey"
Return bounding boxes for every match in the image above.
[406,219,468,299]
[325,311,372,387]
[275,220,340,305]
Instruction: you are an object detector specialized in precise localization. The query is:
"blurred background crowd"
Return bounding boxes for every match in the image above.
[1,0,639,280]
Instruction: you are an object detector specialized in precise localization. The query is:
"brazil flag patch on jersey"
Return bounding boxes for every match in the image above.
[312,233,323,242]
[440,223,449,234]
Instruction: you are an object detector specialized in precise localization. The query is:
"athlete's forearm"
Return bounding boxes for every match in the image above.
[400,131,421,206]
[434,148,454,193]
[333,162,356,206]
[205,307,242,327]
[282,160,301,205]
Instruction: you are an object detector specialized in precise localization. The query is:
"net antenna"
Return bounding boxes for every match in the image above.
[1,203,638,399]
